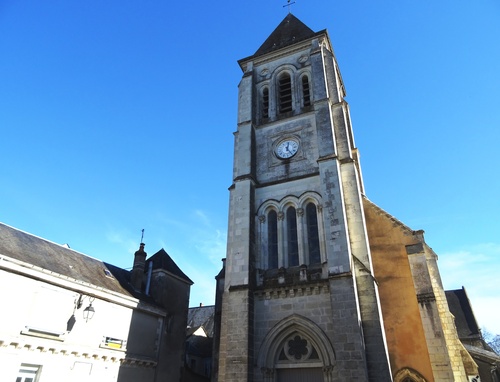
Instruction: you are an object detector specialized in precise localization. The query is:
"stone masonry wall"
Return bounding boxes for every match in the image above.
[252,276,371,382]
[218,288,253,382]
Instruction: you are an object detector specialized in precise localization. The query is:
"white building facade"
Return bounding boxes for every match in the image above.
[0,222,192,382]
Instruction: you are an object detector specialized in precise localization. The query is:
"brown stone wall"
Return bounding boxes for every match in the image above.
[363,198,434,382]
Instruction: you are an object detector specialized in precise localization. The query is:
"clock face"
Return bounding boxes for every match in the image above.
[276,139,299,159]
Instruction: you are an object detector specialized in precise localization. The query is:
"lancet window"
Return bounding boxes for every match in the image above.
[302,75,311,107]
[306,202,320,265]
[259,197,323,271]
[267,210,278,269]
[262,87,269,119]
[286,206,299,267]
[257,69,312,122]
[278,73,293,114]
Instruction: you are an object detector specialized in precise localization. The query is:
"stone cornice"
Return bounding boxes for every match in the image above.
[238,34,329,72]
[0,335,157,367]
[417,292,436,304]
[254,280,329,300]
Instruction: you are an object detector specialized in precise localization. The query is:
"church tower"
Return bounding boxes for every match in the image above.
[217,14,392,381]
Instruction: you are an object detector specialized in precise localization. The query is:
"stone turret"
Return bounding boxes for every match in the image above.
[131,243,146,291]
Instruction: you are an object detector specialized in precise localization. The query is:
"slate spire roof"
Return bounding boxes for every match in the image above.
[146,248,193,284]
[253,13,320,57]
[445,288,481,340]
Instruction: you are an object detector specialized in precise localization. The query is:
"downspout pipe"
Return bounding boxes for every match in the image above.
[145,260,153,295]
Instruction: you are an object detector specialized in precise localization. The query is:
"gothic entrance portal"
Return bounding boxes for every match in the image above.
[258,315,335,382]
[275,333,324,382]
[277,368,323,382]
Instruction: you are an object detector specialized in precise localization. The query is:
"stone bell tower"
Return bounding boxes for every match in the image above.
[216,14,392,382]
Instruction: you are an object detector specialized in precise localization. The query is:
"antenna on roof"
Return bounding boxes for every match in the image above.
[283,0,295,14]
[140,228,145,244]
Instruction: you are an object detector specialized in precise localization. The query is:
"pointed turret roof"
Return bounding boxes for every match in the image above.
[254,13,319,57]
[146,248,193,284]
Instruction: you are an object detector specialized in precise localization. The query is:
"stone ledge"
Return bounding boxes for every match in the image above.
[254,281,329,300]
[417,292,436,304]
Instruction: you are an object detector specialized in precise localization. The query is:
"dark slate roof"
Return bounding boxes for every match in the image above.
[182,367,210,382]
[253,14,321,58]
[146,248,193,285]
[445,288,481,340]
[0,222,153,304]
[187,305,215,337]
[186,335,213,358]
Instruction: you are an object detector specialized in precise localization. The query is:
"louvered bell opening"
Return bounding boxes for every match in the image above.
[302,76,311,107]
[262,87,269,118]
[279,74,292,114]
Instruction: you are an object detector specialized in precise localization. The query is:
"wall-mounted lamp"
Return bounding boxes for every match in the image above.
[75,295,96,323]
[83,301,95,322]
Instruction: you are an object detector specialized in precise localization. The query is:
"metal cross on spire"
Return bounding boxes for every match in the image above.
[283,0,296,14]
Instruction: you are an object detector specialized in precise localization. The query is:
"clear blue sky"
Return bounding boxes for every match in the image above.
[1,1,499,333]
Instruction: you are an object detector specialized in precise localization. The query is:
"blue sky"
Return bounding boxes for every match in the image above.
[1,1,499,333]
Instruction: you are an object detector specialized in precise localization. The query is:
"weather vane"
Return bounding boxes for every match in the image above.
[283,0,295,13]
[140,228,144,243]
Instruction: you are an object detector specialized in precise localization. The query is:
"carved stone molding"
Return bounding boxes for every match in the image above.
[298,55,309,64]
[260,68,269,77]
[417,292,436,304]
[255,281,329,300]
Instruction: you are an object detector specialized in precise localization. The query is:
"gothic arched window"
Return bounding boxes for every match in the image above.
[268,210,278,269]
[278,333,320,363]
[278,73,292,114]
[302,75,311,107]
[306,203,321,265]
[258,316,336,382]
[287,207,299,267]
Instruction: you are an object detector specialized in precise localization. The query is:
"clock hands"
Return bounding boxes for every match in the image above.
[276,140,299,159]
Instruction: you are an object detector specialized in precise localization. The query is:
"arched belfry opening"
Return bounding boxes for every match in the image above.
[257,315,336,382]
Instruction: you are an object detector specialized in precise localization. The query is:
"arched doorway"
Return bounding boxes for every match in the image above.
[258,314,336,382]
[274,332,324,382]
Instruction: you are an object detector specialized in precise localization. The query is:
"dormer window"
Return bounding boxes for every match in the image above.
[278,73,292,114]
[103,268,114,278]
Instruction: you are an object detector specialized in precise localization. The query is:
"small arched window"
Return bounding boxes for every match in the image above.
[262,87,269,119]
[306,203,320,264]
[278,73,293,114]
[302,75,311,107]
[268,210,278,269]
[286,207,299,267]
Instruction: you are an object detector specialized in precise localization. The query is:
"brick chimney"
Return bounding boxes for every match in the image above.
[131,243,147,291]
